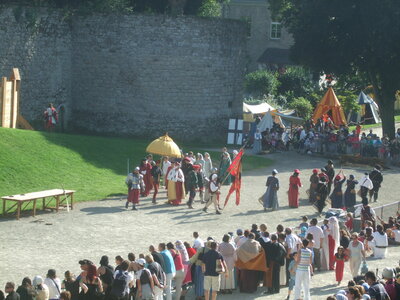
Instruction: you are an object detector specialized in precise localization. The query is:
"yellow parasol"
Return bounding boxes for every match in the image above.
[146,133,182,158]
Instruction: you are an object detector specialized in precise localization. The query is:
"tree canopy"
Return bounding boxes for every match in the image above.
[270,0,400,137]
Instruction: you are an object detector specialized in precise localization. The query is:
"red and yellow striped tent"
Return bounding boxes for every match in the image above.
[312,87,347,126]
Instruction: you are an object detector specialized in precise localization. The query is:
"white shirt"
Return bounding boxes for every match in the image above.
[236,237,247,248]
[300,130,307,140]
[360,175,373,190]
[210,181,219,193]
[306,225,325,248]
[193,237,204,249]
[167,168,184,182]
[162,161,171,176]
[44,277,61,299]
[372,232,388,247]
[285,234,301,253]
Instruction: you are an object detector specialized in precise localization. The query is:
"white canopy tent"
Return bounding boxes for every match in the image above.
[243,102,275,114]
[257,110,274,132]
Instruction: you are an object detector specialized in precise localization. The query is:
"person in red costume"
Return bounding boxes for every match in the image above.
[288,169,302,208]
[44,103,58,131]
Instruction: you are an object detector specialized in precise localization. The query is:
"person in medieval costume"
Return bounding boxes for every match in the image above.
[359,173,373,204]
[44,103,58,131]
[253,128,262,154]
[196,165,205,203]
[167,162,185,205]
[125,167,144,210]
[181,157,193,195]
[161,156,171,188]
[203,152,213,178]
[194,153,205,170]
[186,164,199,209]
[324,160,335,195]
[368,165,383,202]
[327,216,340,270]
[262,169,279,211]
[315,177,328,216]
[150,160,162,204]
[203,167,217,205]
[218,152,232,185]
[320,219,330,271]
[164,161,174,191]
[329,172,346,209]
[202,173,221,215]
[139,156,153,196]
[344,174,358,210]
[288,169,302,208]
[309,169,319,203]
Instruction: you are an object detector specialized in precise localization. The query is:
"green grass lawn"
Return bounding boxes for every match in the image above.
[0,128,272,214]
[348,115,400,132]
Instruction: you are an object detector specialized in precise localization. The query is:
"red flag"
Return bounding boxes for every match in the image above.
[224,150,243,207]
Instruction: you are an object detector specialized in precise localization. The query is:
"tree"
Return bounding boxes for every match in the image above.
[277,66,315,99]
[269,0,400,138]
[288,97,313,120]
[244,70,279,98]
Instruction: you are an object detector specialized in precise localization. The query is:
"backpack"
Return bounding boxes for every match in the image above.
[110,271,129,298]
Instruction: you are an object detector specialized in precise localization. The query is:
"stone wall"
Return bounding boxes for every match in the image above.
[0,7,247,141]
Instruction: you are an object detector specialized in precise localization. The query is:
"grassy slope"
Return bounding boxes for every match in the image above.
[348,115,400,131]
[0,128,272,213]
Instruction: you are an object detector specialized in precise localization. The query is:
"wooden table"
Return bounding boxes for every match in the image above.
[2,189,76,220]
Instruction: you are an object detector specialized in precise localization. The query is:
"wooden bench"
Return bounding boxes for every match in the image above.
[2,189,75,220]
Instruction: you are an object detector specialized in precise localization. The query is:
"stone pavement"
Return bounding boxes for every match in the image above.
[0,152,399,299]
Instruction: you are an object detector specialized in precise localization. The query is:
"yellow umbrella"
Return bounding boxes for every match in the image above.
[146,133,182,158]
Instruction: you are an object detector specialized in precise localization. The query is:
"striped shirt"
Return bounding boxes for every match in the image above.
[297,248,312,272]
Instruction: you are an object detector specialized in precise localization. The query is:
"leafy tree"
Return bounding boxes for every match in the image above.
[269,0,400,138]
[197,0,221,17]
[337,91,360,116]
[288,97,313,120]
[244,70,279,98]
[277,66,315,98]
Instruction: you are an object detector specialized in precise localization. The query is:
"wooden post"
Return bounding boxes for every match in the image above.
[2,199,5,216]
[70,193,74,210]
[33,199,37,217]
[42,197,45,210]
[56,195,60,212]
[10,68,20,129]
[17,201,21,220]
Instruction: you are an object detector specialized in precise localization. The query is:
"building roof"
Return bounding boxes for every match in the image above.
[258,48,292,65]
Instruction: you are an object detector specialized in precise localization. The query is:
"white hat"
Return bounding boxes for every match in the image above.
[33,275,43,286]
[134,167,140,171]
[136,258,146,266]
[272,169,278,174]
[211,174,218,181]
[382,267,395,279]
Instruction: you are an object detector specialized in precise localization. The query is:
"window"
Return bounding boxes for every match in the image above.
[270,22,282,39]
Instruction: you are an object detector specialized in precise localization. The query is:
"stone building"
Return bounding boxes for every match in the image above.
[0,8,248,141]
[223,0,293,71]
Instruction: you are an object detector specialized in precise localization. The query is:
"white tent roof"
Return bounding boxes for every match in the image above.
[257,111,274,132]
[243,102,275,114]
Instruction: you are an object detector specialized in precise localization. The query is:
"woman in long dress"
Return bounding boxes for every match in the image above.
[344,175,358,209]
[330,173,346,208]
[288,169,302,208]
[371,225,388,258]
[320,219,330,271]
[218,152,232,185]
[167,163,185,205]
[262,169,279,211]
[328,217,340,270]
[203,152,213,178]
[218,234,236,293]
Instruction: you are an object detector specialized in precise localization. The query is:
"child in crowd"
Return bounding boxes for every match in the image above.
[345,212,353,232]
[299,216,309,229]
[287,252,298,300]
[334,246,346,286]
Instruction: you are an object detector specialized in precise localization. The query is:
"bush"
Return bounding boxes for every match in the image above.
[244,70,279,98]
[288,97,314,119]
[198,0,222,17]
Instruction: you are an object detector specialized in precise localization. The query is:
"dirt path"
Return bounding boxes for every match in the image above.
[1,152,399,299]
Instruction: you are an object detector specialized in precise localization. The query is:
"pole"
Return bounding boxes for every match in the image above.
[127,158,130,175]
[61,184,69,213]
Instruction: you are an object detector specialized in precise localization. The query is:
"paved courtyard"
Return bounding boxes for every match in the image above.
[1,152,399,299]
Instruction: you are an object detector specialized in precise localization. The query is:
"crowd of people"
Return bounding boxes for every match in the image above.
[2,212,399,300]
[250,116,400,165]
[124,148,240,214]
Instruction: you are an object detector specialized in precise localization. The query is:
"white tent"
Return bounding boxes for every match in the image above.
[257,110,274,132]
[243,102,275,114]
